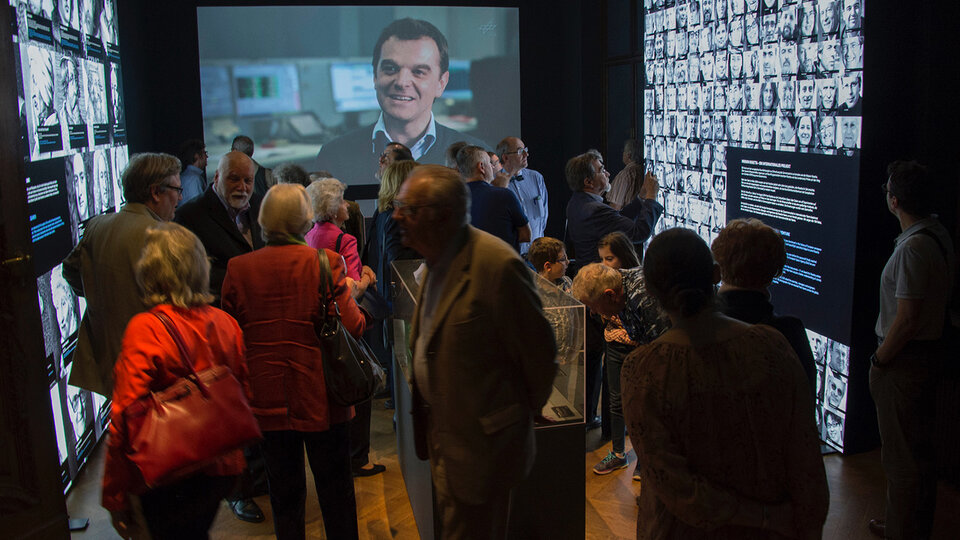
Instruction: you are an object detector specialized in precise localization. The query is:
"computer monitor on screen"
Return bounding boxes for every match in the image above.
[330,62,378,113]
[200,65,234,118]
[233,64,301,117]
[444,60,472,101]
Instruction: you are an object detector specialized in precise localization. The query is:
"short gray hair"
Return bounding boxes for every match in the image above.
[136,222,214,308]
[456,145,486,178]
[231,135,254,157]
[258,183,314,240]
[306,178,346,222]
[123,153,181,204]
[565,152,600,192]
[273,162,310,187]
[571,263,622,305]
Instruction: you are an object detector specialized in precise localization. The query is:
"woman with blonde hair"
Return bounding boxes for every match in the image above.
[102,222,247,539]
[362,161,422,411]
[366,160,421,285]
[222,183,367,538]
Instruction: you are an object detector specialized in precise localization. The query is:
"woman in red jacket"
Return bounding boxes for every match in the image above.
[102,222,248,539]
[222,183,367,540]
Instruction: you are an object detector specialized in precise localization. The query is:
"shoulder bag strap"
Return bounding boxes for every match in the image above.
[335,231,345,253]
[316,249,339,317]
[911,227,949,264]
[151,310,201,380]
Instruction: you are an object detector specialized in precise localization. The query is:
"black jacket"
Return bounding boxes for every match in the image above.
[174,186,265,304]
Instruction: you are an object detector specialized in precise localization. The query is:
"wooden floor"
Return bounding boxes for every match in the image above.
[68,397,960,539]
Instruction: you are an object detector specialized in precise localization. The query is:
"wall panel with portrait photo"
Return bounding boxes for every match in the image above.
[643,0,863,452]
[8,0,129,492]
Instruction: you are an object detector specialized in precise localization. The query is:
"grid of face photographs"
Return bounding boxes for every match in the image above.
[14,0,124,160]
[643,0,864,243]
[807,328,850,451]
[11,0,126,490]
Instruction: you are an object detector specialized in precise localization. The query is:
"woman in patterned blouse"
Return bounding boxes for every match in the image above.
[621,228,828,539]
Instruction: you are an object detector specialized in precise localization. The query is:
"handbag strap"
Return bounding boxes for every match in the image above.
[151,310,201,382]
[316,249,341,319]
[335,231,345,253]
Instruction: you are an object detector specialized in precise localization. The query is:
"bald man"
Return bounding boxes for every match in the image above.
[174,151,264,305]
[497,136,548,255]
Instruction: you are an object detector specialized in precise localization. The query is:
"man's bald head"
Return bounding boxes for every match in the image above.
[214,151,256,209]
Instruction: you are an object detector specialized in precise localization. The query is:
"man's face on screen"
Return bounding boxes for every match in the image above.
[820,79,836,109]
[843,76,860,107]
[799,80,815,108]
[760,116,774,143]
[819,117,835,147]
[374,36,449,127]
[841,118,857,147]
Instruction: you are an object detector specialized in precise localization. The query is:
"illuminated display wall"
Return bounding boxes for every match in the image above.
[10,0,127,490]
[643,0,864,451]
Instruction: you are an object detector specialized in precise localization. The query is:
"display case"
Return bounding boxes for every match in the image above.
[390,259,586,539]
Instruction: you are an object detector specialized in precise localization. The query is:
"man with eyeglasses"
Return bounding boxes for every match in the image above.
[317,18,487,187]
[393,164,557,539]
[497,136,548,256]
[377,141,413,179]
[177,138,208,205]
[868,161,954,540]
[62,153,183,398]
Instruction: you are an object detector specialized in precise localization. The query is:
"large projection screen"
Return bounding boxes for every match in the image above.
[10,0,129,490]
[643,0,863,452]
[197,5,520,210]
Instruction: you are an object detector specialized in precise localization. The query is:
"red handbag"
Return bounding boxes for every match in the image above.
[123,310,261,488]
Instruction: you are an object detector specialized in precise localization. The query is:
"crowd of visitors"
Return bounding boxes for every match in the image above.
[65,114,952,540]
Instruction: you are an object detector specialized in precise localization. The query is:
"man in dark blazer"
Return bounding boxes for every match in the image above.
[565,150,663,273]
[174,150,267,523]
[565,150,663,434]
[175,151,264,307]
[396,165,557,538]
[316,18,486,186]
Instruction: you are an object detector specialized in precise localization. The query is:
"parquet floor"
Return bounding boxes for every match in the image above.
[68,398,960,539]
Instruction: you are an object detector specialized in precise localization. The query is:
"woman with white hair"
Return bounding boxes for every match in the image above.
[221,183,366,539]
[305,178,375,297]
[102,222,248,539]
[305,178,383,477]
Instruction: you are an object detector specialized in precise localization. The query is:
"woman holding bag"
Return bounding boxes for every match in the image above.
[221,183,367,540]
[102,222,250,539]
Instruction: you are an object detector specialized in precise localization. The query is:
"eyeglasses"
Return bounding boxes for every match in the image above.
[161,184,184,195]
[880,183,891,197]
[504,147,529,156]
[393,199,438,215]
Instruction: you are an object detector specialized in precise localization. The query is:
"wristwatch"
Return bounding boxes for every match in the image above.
[869,352,883,367]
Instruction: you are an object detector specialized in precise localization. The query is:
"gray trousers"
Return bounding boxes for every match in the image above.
[869,340,940,540]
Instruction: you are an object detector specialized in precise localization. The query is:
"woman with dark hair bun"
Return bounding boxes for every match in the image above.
[621,228,828,539]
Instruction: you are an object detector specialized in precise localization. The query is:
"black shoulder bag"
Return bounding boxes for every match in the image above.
[315,249,385,406]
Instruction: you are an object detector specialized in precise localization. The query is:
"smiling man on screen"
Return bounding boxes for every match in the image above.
[317,18,486,186]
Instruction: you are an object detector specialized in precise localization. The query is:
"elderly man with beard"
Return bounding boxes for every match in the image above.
[174,150,268,523]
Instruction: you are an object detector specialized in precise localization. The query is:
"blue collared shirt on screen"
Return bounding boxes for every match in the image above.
[507,167,548,254]
[371,112,438,161]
